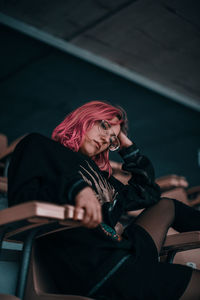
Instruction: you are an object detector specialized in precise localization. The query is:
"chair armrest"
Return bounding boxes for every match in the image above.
[0,295,20,300]
[0,201,65,226]
[161,231,200,256]
[0,176,7,193]
[187,186,200,195]
[161,187,190,205]
[2,202,200,258]
[187,186,200,207]
[0,133,8,156]
[0,201,85,227]
[0,201,84,243]
[0,202,86,300]
[155,175,188,191]
[0,135,26,161]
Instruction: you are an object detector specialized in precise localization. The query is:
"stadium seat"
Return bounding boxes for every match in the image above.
[0,201,200,299]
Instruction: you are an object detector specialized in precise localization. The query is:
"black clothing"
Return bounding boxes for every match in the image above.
[173,199,200,232]
[91,224,192,300]
[8,133,160,212]
[8,133,193,299]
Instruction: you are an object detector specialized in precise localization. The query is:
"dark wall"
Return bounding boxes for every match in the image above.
[0,24,200,185]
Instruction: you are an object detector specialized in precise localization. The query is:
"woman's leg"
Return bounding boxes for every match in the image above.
[180,270,200,300]
[132,197,200,253]
[172,199,200,232]
[130,197,200,299]
[134,197,175,253]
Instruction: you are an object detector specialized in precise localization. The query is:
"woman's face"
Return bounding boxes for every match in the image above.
[79,117,121,157]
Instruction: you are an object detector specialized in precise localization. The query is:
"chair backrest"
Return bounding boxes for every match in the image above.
[0,134,8,158]
[25,242,58,297]
[0,295,20,300]
[24,232,94,300]
[0,176,8,193]
[162,187,189,205]
[0,135,26,161]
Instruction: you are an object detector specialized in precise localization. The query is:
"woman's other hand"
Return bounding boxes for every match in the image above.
[118,131,133,149]
[74,186,102,228]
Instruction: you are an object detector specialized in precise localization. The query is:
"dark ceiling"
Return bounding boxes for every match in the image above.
[0,0,200,111]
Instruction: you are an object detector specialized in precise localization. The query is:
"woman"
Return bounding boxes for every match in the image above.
[8,100,200,299]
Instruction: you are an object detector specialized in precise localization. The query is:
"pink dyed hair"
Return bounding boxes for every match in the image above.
[52,100,128,175]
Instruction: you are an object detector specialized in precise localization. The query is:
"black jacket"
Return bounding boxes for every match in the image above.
[8,133,161,295]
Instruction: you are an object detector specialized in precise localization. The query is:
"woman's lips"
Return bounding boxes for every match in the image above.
[94,140,101,149]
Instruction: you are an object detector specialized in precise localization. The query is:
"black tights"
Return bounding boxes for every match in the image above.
[133,198,200,300]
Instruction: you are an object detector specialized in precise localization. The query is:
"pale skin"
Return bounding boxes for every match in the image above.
[74,117,132,228]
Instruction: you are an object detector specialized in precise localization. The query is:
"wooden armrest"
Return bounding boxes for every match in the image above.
[0,135,26,161]
[0,162,5,169]
[187,186,200,206]
[161,187,190,205]
[0,201,85,226]
[0,134,8,156]
[0,295,20,300]
[156,175,189,191]
[0,176,7,183]
[187,186,200,195]
[0,201,65,226]
[161,231,200,255]
[0,176,7,193]
[0,201,84,242]
[3,203,199,257]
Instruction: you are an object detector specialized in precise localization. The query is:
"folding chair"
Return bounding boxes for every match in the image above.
[0,201,94,300]
[0,176,7,193]
[24,238,94,300]
[0,295,20,300]
[1,201,200,300]
[0,134,26,179]
[0,134,26,162]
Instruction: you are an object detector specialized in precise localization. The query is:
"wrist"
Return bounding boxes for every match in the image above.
[77,186,93,197]
[118,143,140,162]
[120,141,133,149]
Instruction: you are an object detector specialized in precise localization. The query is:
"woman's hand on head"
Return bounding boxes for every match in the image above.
[118,131,133,149]
[74,186,102,228]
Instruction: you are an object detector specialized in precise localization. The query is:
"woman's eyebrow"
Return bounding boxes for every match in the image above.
[110,132,117,137]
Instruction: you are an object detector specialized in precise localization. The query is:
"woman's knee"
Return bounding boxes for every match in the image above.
[159,197,174,208]
[156,197,175,219]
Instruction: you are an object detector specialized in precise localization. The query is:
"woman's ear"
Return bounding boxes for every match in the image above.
[120,122,128,136]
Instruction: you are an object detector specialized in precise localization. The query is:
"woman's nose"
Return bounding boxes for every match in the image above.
[100,134,110,144]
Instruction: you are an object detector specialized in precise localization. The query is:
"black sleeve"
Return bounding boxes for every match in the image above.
[117,144,161,211]
[8,133,89,206]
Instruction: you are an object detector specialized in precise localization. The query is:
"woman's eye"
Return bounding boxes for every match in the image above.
[101,122,107,130]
